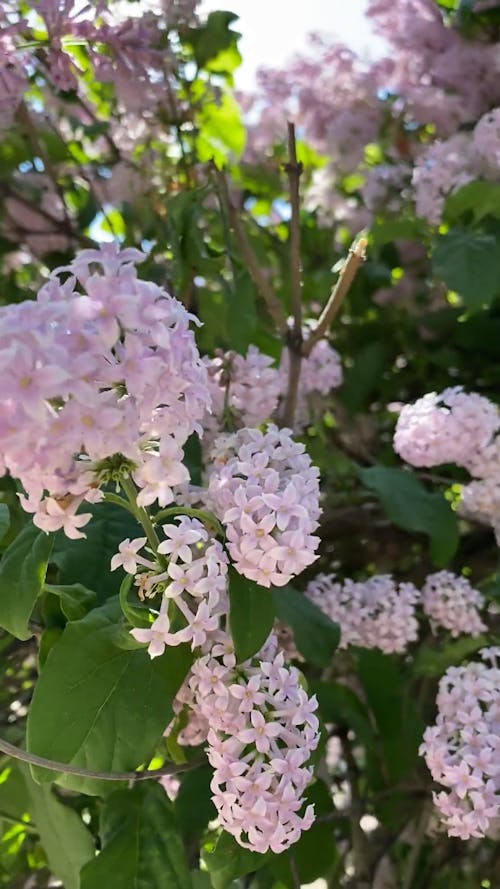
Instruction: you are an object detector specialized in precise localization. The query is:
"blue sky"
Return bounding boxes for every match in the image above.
[198,0,384,89]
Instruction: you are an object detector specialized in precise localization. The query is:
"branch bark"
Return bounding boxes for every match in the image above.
[281,122,304,429]
[0,736,201,783]
[302,234,367,357]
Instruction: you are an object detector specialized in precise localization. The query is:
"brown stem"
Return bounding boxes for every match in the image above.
[0,736,201,783]
[212,166,288,336]
[339,731,371,882]
[281,122,304,430]
[302,234,367,358]
[285,122,303,338]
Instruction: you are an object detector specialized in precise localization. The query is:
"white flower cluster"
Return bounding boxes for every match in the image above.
[306,573,420,654]
[420,648,500,840]
[422,571,486,639]
[175,631,319,853]
[207,426,321,587]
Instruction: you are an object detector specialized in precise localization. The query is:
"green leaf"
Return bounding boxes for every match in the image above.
[359,466,458,566]
[175,765,216,838]
[26,599,192,794]
[20,765,94,889]
[413,634,489,677]
[43,583,97,621]
[204,831,269,889]
[432,228,500,310]
[273,587,340,667]
[186,11,241,69]
[51,500,141,601]
[80,783,191,889]
[444,180,500,223]
[225,271,257,353]
[357,650,424,784]
[0,504,10,543]
[228,568,275,663]
[195,93,246,166]
[0,523,54,640]
[311,680,374,745]
[341,341,387,413]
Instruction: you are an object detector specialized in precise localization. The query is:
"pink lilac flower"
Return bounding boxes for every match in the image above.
[422,571,486,639]
[420,648,500,840]
[203,346,281,446]
[207,425,321,587]
[393,387,500,469]
[306,573,419,654]
[121,517,228,650]
[169,630,319,853]
[0,244,210,536]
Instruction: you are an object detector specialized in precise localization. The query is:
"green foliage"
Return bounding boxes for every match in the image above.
[80,783,191,889]
[413,634,489,677]
[432,228,500,309]
[26,599,192,794]
[359,466,459,566]
[273,586,340,666]
[0,522,53,640]
[203,831,269,889]
[228,568,275,662]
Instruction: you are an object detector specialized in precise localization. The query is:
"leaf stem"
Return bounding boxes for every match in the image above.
[120,477,161,555]
[281,122,304,429]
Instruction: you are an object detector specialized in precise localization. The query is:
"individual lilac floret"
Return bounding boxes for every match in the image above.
[207,425,321,587]
[306,573,419,654]
[420,648,500,840]
[0,244,210,536]
[422,571,486,639]
[393,387,499,469]
[170,631,320,853]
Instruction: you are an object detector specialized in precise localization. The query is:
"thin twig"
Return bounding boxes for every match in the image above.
[285,122,303,338]
[302,234,367,357]
[212,165,288,336]
[281,122,304,429]
[339,731,371,882]
[0,736,202,783]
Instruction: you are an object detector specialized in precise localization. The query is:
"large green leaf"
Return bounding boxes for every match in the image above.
[185,11,241,69]
[273,586,340,666]
[175,765,216,838]
[0,522,54,640]
[0,504,10,543]
[432,228,500,310]
[26,599,192,794]
[357,650,424,784]
[80,783,191,889]
[311,680,375,746]
[444,180,500,223]
[51,501,141,600]
[43,583,97,621]
[359,466,458,566]
[19,765,94,889]
[195,93,246,166]
[203,831,269,889]
[228,567,275,663]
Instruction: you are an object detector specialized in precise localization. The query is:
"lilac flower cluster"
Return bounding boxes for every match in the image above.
[422,572,486,639]
[306,573,419,653]
[0,244,210,537]
[420,648,500,840]
[112,517,228,655]
[393,387,500,470]
[207,426,321,587]
[175,631,319,853]
[203,346,281,443]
